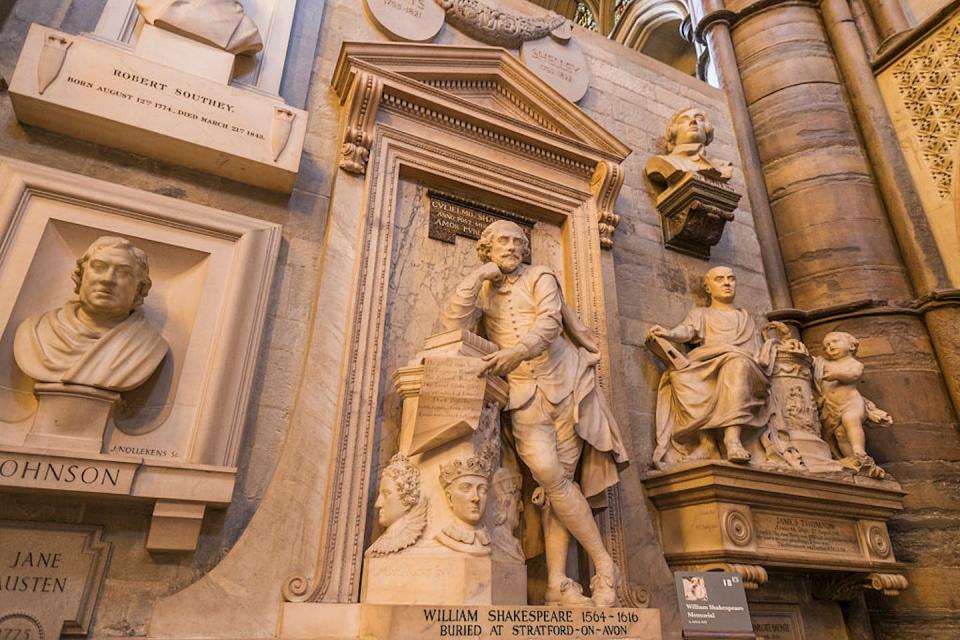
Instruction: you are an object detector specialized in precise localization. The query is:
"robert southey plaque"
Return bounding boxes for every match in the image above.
[0,521,111,638]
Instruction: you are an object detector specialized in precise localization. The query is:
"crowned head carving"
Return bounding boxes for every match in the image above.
[440,451,494,526]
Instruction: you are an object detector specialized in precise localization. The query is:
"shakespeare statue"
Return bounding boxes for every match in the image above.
[15,236,168,392]
[645,107,734,187]
[814,331,892,479]
[441,219,628,607]
[647,266,777,466]
[367,453,428,557]
[136,0,263,54]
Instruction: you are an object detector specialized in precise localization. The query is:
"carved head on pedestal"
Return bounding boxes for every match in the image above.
[375,453,421,528]
[439,453,494,527]
[492,467,523,532]
[73,236,152,331]
[476,220,530,275]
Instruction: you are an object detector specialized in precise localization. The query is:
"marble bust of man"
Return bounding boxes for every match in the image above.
[14,236,169,393]
[645,107,734,186]
[435,454,492,557]
[647,266,776,466]
[136,0,263,54]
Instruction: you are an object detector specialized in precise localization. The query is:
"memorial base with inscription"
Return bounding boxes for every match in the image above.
[280,604,661,640]
[643,462,908,594]
[362,555,527,605]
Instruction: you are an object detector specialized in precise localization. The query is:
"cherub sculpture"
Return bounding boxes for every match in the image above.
[813,331,892,479]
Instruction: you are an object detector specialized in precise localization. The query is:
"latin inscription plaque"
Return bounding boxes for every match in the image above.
[427,192,535,263]
[0,521,111,638]
[755,512,860,556]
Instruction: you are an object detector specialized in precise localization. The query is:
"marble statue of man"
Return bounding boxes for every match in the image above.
[441,219,628,607]
[645,107,734,186]
[136,0,263,54]
[647,266,776,466]
[14,236,168,392]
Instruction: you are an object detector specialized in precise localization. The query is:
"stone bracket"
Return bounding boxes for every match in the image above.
[591,160,625,250]
[147,500,207,552]
[339,70,383,175]
[653,172,739,259]
[813,571,910,600]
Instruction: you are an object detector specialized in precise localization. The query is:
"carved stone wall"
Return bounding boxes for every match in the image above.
[878,7,960,285]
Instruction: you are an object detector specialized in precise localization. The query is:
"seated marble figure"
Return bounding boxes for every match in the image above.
[14,236,169,394]
[647,266,777,467]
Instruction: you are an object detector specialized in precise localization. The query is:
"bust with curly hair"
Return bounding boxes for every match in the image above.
[14,236,168,392]
[645,106,734,186]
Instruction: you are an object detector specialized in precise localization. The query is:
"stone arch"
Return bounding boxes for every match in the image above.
[611,0,696,75]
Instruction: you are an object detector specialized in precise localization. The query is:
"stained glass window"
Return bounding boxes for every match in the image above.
[575,2,598,31]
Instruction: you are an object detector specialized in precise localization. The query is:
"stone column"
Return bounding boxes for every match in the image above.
[695,0,960,633]
[863,0,911,47]
[693,3,794,310]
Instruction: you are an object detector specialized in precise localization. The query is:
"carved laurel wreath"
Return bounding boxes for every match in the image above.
[436,0,567,48]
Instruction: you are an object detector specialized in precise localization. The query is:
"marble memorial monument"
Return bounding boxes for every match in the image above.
[14,236,169,453]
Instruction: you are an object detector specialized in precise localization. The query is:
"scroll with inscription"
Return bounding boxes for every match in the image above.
[409,356,488,455]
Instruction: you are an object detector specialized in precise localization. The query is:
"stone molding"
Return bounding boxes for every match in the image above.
[331,42,630,245]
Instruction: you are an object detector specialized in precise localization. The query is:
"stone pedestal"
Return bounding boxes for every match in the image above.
[135,24,236,84]
[362,329,525,606]
[766,341,845,474]
[653,172,740,259]
[361,555,526,605]
[24,383,120,453]
[643,462,908,595]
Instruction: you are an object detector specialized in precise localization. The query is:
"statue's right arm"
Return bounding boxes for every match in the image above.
[440,268,487,331]
[647,323,696,344]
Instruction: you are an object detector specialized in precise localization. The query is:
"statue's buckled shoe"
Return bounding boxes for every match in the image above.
[590,565,620,607]
[545,578,593,606]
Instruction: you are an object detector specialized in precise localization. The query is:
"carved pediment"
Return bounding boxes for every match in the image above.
[332,42,631,175]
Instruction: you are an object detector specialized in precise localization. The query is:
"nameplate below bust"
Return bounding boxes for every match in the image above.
[361,605,660,640]
[0,450,137,494]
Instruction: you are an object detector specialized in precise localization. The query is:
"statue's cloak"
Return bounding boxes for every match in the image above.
[14,301,168,391]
